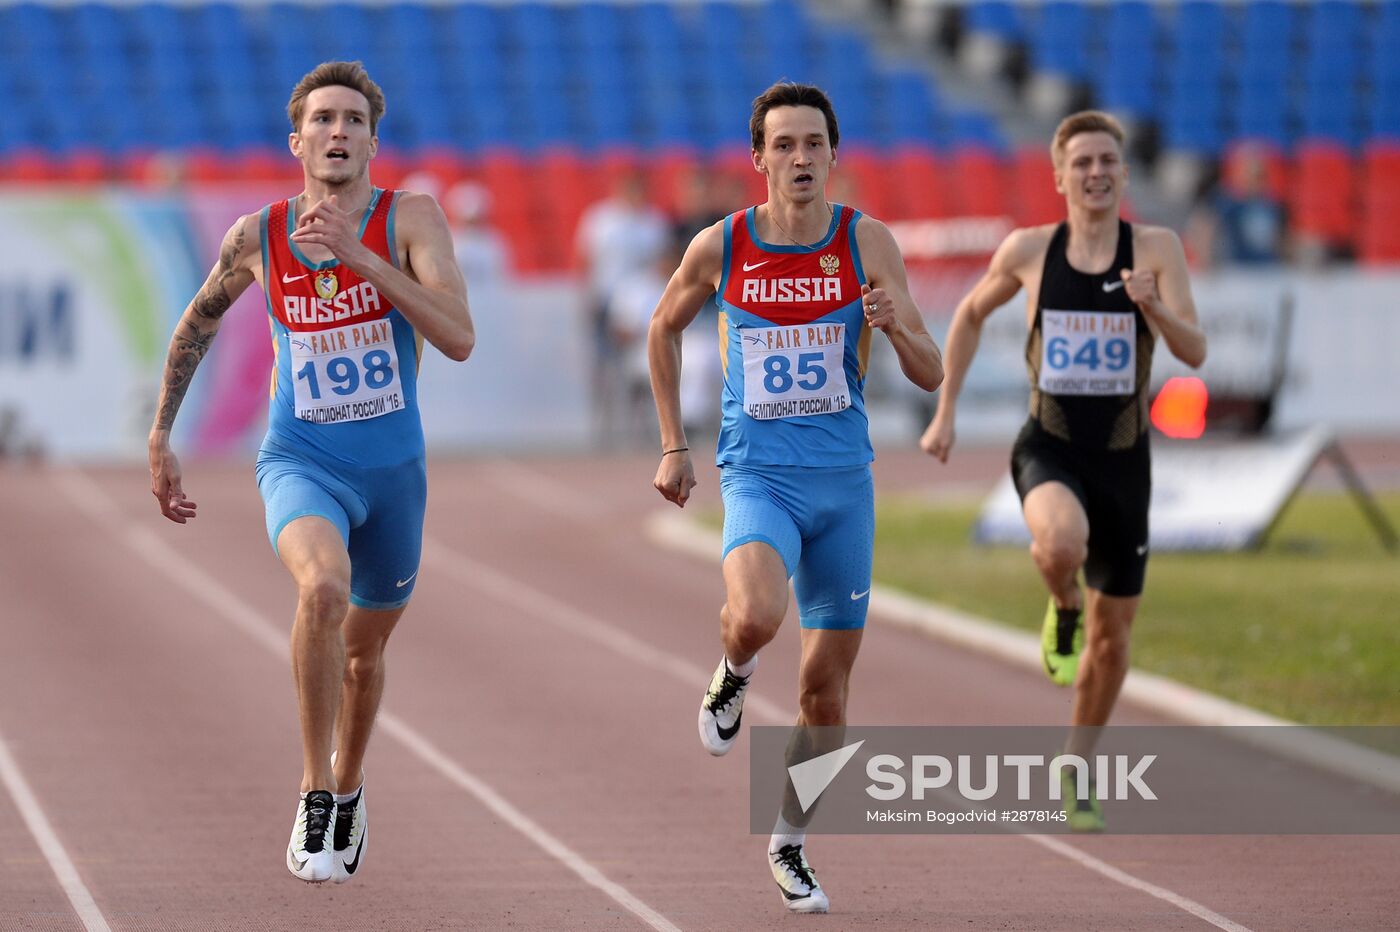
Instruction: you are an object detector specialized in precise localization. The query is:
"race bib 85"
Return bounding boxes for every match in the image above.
[741,322,851,420]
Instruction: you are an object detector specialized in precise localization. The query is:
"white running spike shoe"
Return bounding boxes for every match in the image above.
[329,750,368,883]
[331,783,368,883]
[769,842,830,913]
[698,656,752,756]
[286,790,336,883]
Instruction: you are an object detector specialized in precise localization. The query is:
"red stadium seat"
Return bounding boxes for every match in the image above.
[478,149,537,220]
[709,144,767,207]
[1010,147,1064,226]
[0,149,66,183]
[836,147,895,219]
[59,150,110,184]
[649,147,703,216]
[892,146,954,220]
[1359,143,1400,262]
[1289,141,1357,250]
[951,148,1009,218]
[183,148,231,184]
[411,147,469,190]
[239,147,302,185]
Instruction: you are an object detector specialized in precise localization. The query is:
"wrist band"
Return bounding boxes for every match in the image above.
[662,447,689,456]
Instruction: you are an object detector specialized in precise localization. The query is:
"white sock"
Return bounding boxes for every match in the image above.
[769,815,806,853]
[726,654,757,678]
[333,786,361,804]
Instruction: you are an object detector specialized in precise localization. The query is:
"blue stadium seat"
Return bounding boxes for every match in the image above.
[574,2,625,54]
[1030,1,1091,80]
[446,4,503,54]
[503,3,563,51]
[6,2,63,57]
[1234,87,1290,147]
[1240,0,1294,45]
[1173,0,1231,51]
[71,3,126,55]
[964,1,1020,41]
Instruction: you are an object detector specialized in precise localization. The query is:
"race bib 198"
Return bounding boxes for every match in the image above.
[1038,309,1136,396]
[290,319,404,424]
[741,322,851,420]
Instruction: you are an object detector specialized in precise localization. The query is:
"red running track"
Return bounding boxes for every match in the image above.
[1,447,1397,931]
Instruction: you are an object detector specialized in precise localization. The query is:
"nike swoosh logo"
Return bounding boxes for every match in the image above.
[850,588,871,601]
[1136,544,1149,556]
[1102,280,1126,292]
[395,572,417,588]
[290,854,308,870]
[342,835,364,875]
[742,260,769,271]
[283,272,308,283]
[717,711,742,742]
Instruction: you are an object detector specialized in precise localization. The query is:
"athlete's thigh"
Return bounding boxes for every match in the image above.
[347,458,427,611]
[276,515,352,590]
[257,453,357,548]
[257,454,357,587]
[1012,427,1090,549]
[793,467,874,630]
[721,539,791,625]
[1022,480,1090,549]
[1082,449,1151,596]
[720,465,803,577]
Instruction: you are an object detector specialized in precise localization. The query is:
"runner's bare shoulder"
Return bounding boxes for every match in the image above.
[994,224,1057,277]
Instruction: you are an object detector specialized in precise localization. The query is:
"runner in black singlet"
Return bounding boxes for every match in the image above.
[919,112,1206,831]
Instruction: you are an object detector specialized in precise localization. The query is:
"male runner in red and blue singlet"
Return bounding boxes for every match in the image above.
[148,61,475,883]
[649,82,943,913]
[920,111,1206,830]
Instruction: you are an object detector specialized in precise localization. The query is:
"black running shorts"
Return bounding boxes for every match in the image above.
[1010,418,1151,597]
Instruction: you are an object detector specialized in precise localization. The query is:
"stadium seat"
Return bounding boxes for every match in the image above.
[1011,148,1064,226]
[951,148,1008,217]
[1359,143,1400,262]
[1289,142,1357,250]
[891,147,955,219]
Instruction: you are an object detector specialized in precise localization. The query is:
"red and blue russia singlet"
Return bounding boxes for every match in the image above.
[715,204,874,467]
[259,188,425,466]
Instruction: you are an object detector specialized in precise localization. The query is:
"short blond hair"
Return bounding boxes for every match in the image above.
[287,61,386,136]
[1050,111,1126,169]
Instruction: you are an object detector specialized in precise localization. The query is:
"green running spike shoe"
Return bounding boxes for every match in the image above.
[1061,769,1105,833]
[1041,598,1083,686]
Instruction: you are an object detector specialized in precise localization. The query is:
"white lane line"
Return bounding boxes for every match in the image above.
[0,733,111,932]
[1027,835,1254,932]
[55,469,680,932]
[420,536,791,726]
[423,535,1255,932]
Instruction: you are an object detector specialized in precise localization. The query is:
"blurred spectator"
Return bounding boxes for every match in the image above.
[444,181,511,284]
[608,239,680,442]
[671,165,729,245]
[610,239,721,442]
[400,169,446,202]
[1188,144,1289,267]
[575,172,671,440]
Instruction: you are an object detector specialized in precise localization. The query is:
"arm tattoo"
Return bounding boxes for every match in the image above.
[153,223,245,430]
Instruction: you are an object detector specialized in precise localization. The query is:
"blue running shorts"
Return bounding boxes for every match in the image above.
[255,441,427,610]
[719,463,874,630]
